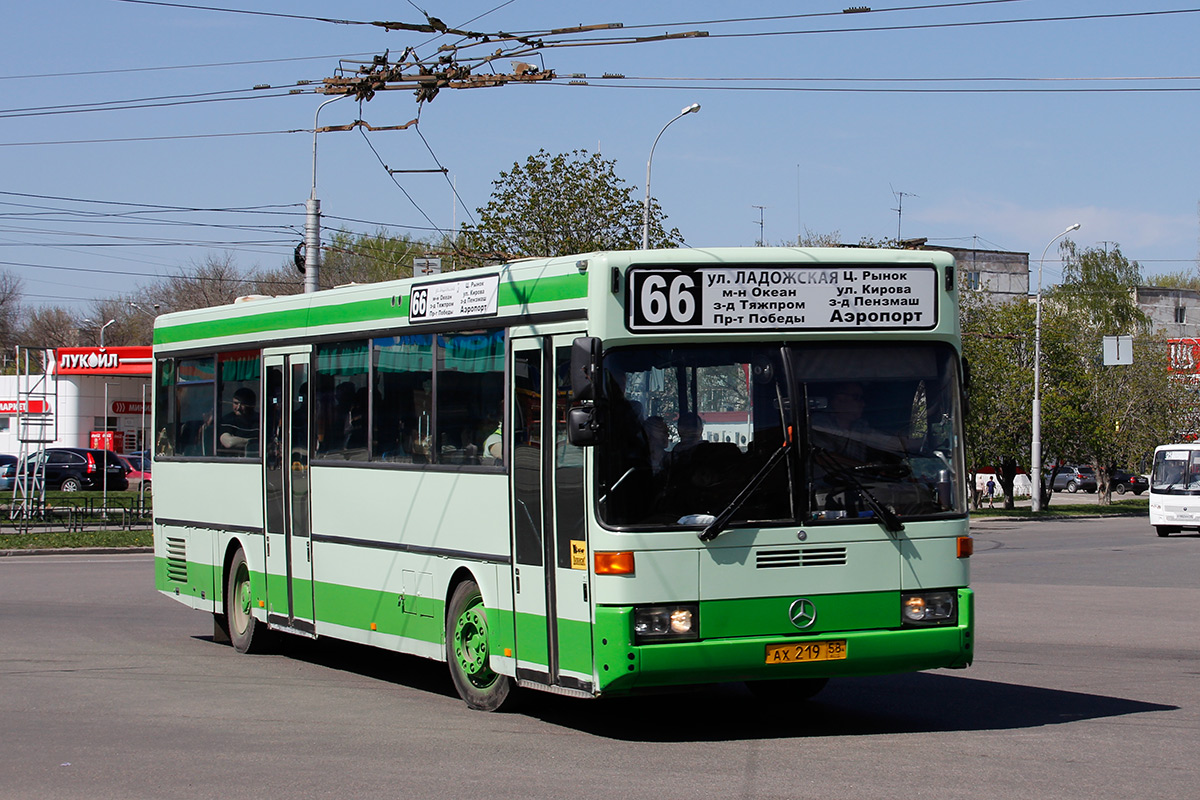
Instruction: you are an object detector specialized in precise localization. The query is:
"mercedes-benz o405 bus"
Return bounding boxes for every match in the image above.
[152,247,973,710]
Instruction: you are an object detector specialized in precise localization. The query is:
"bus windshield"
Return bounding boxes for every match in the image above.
[597,341,965,529]
[1151,448,1200,494]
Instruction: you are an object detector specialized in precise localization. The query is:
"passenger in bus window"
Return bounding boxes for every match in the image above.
[670,412,706,461]
[643,416,669,475]
[218,388,259,456]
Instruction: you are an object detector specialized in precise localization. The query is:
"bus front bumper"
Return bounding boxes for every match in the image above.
[592,588,973,695]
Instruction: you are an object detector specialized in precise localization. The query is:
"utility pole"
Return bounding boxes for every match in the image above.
[305,95,347,294]
[752,205,766,246]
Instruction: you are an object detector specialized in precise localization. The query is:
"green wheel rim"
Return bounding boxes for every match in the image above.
[231,565,251,635]
[453,599,498,690]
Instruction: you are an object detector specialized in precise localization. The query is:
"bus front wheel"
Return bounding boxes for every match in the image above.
[225,548,268,654]
[446,579,514,711]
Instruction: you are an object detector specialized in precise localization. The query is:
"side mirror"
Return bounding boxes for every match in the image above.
[567,406,600,447]
[570,337,602,402]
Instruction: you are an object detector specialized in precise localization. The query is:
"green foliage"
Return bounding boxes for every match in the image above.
[0,530,151,548]
[460,149,683,263]
[960,293,1038,508]
[320,229,426,285]
[1053,241,1148,334]
[963,240,1189,508]
[1144,270,1200,290]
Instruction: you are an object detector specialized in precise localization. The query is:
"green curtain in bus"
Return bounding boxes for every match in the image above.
[375,335,434,373]
[219,350,260,382]
[441,331,504,374]
[317,342,370,376]
[177,357,214,385]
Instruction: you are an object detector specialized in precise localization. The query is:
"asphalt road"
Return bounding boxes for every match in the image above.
[1,516,1196,800]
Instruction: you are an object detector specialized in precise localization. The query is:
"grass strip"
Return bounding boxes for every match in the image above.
[0,529,152,550]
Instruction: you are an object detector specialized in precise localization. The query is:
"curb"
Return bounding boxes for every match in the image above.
[970,512,1148,523]
[0,546,153,557]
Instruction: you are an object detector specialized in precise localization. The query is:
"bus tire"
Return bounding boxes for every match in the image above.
[1156,526,1179,538]
[745,677,829,703]
[225,548,268,654]
[446,579,514,711]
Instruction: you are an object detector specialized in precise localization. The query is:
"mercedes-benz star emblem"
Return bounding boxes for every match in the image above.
[788,598,817,630]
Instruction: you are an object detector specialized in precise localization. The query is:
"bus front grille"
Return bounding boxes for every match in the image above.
[756,547,847,569]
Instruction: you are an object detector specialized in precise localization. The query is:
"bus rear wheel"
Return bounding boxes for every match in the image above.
[225,548,268,654]
[1156,526,1180,537]
[446,579,514,711]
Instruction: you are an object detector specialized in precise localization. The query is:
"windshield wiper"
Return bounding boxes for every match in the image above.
[699,428,793,542]
[811,447,905,535]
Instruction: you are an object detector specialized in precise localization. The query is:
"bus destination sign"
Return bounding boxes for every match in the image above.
[626,264,938,332]
[408,274,499,322]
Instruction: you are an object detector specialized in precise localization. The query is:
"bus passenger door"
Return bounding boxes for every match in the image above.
[548,335,592,692]
[510,340,549,683]
[509,336,593,694]
[263,350,315,635]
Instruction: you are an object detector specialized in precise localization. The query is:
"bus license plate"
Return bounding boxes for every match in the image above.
[765,640,847,664]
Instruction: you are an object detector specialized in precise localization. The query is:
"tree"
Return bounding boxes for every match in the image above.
[138,253,256,314]
[460,149,683,262]
[959,292,1056,509]
[319,229,426,285]
[794,228,844,247]
[1041,241,1181,503]
[1144,270,1200,291]
[21,306,79,349]
[959,241,1186,509]
[1056,241,1147,334]
[0,270,23,352]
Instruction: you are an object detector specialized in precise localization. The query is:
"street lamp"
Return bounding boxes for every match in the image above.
[642,102,700,250]
[305,95,348,294]
[84,318,116,349]
[1030,222,1081,512]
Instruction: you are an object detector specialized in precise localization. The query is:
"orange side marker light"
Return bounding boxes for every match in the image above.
[957,536,974,558]
[594,551,635,575]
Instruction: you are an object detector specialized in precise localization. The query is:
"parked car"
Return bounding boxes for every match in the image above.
[0,454,17,490]
[1109,469,1148,495]
[0,447,128,492]
[119,454,151,492]
[1048,464,1097,493]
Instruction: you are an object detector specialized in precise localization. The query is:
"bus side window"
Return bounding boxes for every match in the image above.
[436,331,505,467]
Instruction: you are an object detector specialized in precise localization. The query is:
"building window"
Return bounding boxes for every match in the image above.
[965,271,981,291]
[1176,306,1186,324]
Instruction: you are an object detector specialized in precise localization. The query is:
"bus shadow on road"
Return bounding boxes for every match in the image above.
[196,634,1175,740]
[517,671,1177,741]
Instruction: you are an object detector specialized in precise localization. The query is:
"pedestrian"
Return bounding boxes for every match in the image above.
[985,476,997,508]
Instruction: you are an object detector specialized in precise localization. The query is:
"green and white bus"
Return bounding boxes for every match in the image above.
[152,246,974,710]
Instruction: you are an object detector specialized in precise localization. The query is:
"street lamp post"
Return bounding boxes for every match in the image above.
[1031,222,1081,512]
[84,318,116,348]
[305,95,347,294]
[642,103,700,250]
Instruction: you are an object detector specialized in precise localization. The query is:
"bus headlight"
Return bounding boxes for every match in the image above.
[633,604,699,643]
[901,590,956,626]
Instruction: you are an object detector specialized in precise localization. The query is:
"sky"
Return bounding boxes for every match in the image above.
[4,0,1200,314]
